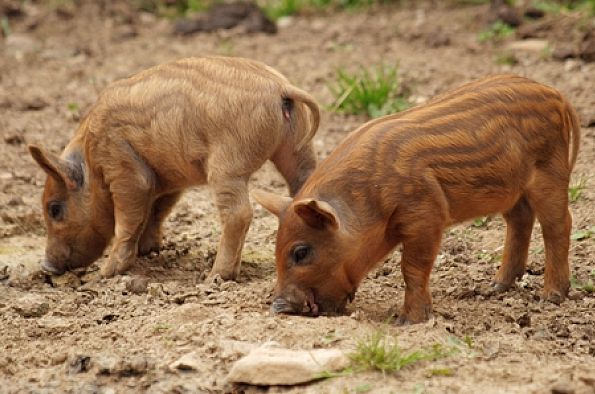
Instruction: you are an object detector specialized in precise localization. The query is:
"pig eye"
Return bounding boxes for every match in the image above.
[47,201,64,221]
[291,245,311,265]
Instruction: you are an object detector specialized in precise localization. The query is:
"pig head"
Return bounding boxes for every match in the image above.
[29,144,112,274]
[253,191,392,316]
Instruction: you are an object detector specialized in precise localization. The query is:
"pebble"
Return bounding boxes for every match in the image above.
[506,39,549,53]
[50,272,81,288]
[125,275,149,294]
[4,33,41,58]
[12,294,49,318]
[169,351,207,372]
[551,382,575,394]
[97,354,152,376]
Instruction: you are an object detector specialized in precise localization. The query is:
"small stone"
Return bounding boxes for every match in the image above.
[51,352,68,366]
[276,16,294,29]
[50,272,81,288]
[68,355,91,374]
[5,33,41,58]
[219,340,256,360]
[7,196,24,205]
[488,1,522,27]
[125,275,149,294]
[579,29,595,62]
[563,59,581,72]
[516,313,531,328]
[507,39,549,53]
[226,344,350,385]
[551,382,575,394]
[125,356,150,376]
[13,294,49,318]
[37,317,71,331]
[4,135,24,146]
[552,44,576,61]
[524,7,545,19]
[169,351,207,372]
[97,355,119,375]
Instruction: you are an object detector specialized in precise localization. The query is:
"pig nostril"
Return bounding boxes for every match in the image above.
[271,297,296,314]
[40,259,65,275]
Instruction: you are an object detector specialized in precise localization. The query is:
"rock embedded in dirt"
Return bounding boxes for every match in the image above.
[173,2,276,36]
[16,92,49,111]
[579,29,595,62]
[50,272,81,288]
[98,355,151,376]
[551,381,576,394]
[169,351,208,372]
[226,343,350,385]
[125,275,149,294]
[5,33,41,58]
[507,39,549,53]
[524,6,545,19]
[487,0,522,27]
[12,294,49,318]
[68,355,91,374]
[553,44,576,61]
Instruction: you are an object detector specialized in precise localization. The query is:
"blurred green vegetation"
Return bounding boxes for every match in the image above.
[532,0,595,16]
[329,64,410,118]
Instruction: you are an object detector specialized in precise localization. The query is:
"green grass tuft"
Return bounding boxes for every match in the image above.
[571,226,595,241]
[349,332,455,374]
[533,0,595,16]
[472,216,489,227]
[134,0,210,17]
[261,0,389,20]
[571,275,595,293]
[329,64,409,118]
[568,176,587,203]
[478,21,516,43]
[495,51,518,65]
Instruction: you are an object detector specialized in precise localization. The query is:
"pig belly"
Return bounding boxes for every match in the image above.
[440,173,528,224]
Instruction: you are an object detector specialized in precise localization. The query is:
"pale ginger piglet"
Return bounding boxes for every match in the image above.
[254,74,580,324]
[29,56,320,280]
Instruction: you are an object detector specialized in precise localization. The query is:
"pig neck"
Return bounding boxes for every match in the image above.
[64,138,115,244]
[318,194,396,289]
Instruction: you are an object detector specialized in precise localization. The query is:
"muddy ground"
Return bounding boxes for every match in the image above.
[1,1,594,393]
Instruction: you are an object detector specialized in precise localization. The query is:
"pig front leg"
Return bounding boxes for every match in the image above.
[138,192,182,256]
[101,158,156,278]
[207,177,253,281]
[396,228,443,325]
[271,140,317,196]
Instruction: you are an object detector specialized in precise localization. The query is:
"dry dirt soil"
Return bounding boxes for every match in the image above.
[1,1,594,393]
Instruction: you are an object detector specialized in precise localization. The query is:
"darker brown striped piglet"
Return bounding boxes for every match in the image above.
[254,74,580,324]
[29,56,320,281]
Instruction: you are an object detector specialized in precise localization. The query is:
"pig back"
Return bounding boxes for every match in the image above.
[86,57,294,189]
[302,75,573,224]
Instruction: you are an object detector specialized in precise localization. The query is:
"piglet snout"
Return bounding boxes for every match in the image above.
[271,297,297,314]
[40,258,65,275]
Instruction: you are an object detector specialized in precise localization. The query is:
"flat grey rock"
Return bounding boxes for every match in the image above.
[226,343,349,386]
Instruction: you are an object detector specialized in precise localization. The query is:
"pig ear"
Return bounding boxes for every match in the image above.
[28,145,80,190]
[294,199,339,230]
[252,189,292,218]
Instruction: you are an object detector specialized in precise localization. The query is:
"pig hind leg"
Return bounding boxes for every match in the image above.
[138,192,182,256]
[207,176,253,281]
[526,166,572,303]
[493,195,535,292]
[396,227,443,325]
